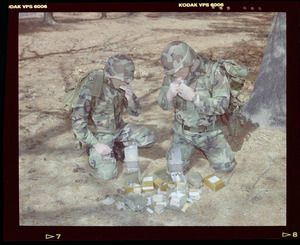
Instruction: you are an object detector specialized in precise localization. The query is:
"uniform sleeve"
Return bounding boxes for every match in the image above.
[124,93,141,116]
[195,67,230,116]
[157,76,173,110]
[71,86,99,146]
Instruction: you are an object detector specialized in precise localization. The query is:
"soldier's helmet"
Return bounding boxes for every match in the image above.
[104,54,135,83]
[161,41,197,75]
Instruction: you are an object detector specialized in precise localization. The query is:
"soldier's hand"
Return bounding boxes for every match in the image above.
[121,84,135,106]
[178,83,195,101]
[120,84,133,98]
[167,81,180,103]
[93,142,112,155]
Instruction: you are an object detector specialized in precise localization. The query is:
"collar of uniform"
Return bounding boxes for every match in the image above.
[104,76,116,89]
[186,57,203,85]
[197,55,207,73]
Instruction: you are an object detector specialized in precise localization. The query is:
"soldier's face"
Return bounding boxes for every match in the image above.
[173,66,191,80]
[172,58,200,80]
[111,78,128,89]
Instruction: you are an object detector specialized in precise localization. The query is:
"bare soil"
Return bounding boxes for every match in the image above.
[18,12,286,226]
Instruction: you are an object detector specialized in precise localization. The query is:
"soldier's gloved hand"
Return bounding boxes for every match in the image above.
[178,83,195,101]
[93,142,112,155]
[167,80,180,103]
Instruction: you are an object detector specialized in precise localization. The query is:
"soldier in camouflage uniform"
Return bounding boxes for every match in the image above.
[72,54,156,180]
[158,41,235,174]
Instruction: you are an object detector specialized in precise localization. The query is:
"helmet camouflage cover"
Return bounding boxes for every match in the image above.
[104,53,135,83]
[161,41,197,75]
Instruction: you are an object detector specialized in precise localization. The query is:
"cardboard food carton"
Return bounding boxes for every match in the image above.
[142,176,155,192]
[124,183,142,194]
[123,171,141,194]
[204,174,224,191]
[153,167,174,191]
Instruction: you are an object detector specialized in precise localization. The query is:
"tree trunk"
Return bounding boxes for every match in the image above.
[99,12,107,19]
[43,12,57,25]
[240,12,286,129]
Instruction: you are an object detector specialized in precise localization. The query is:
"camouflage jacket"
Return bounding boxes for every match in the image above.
[72,75,141,146]
[157,56,230,129]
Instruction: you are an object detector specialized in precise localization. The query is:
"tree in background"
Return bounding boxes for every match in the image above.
[225,13,286,150]
[100,12,107,19]
[240,12,286,129]
[43,12,57,25]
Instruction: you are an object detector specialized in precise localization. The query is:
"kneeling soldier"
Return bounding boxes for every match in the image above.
[158,41,235,176]
[72,54,156,180]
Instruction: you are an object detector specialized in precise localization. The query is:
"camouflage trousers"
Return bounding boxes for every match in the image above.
[166,120,235,173]
[89,122,156,180]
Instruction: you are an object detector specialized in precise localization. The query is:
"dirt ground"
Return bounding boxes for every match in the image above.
[18,12,286,227]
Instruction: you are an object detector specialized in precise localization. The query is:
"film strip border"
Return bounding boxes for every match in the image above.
[8,1,297,12]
